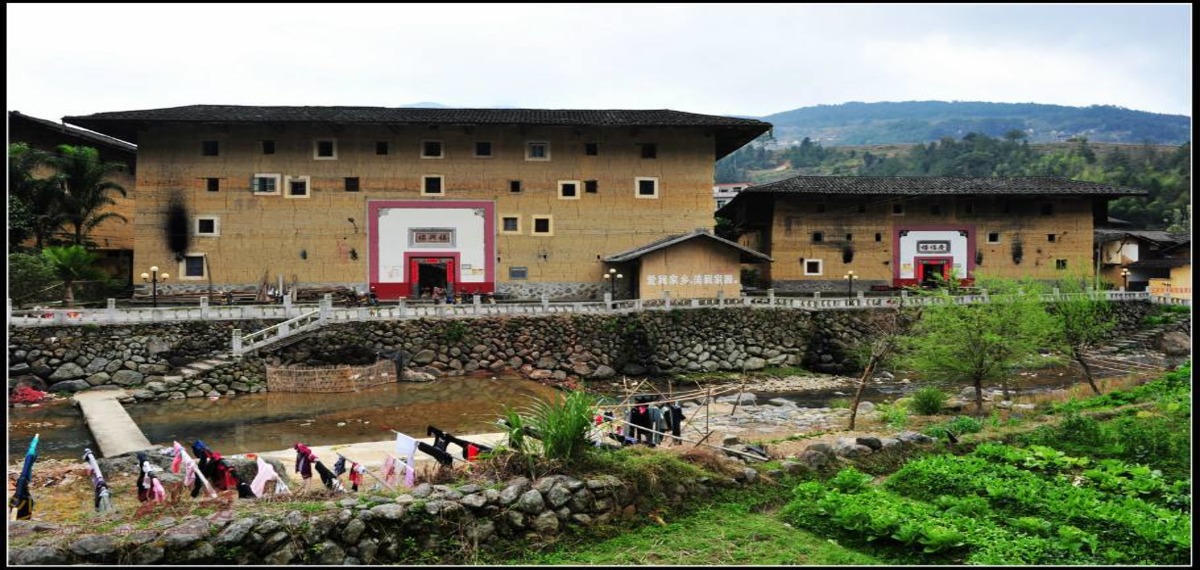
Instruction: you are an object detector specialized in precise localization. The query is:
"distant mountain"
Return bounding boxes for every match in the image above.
[401,102,448,108]
[761,101,1191,146]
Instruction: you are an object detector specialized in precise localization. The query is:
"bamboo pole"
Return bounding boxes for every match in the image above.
[335,452,396,491]
[604,416,768,462]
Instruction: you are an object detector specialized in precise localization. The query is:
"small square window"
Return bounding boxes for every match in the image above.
[252,174,281,194]
[509,180,522,193]
[1056,259,1068,270]
[181,254,206,279]
[509,266,528,280]
[812,232,824,243]
[376,141,389,155]
[874,233,882,242]
[345,177,360,192]
[1047,234,1056,242]
[206,178,220,192]
[559,181,579,199]
[474,141,492,157]
[584,142,598,156]
[526,142,550,161]
[201,141,219,156]
[261,140,275,155]
[195,217,218,235]
[803,259,823,276]
[845,233,853,242]
[892,203,905,215]
[585,180,598,194]
[930,205,942,215]
[532,216,552,235]
[641,143,658,159]
[422,140,443,158]
[287,177,309,197]
[501,216,520,233]
[636,177,658,198]
[314,139,337,160]
[988,232,1001,243]
[1040,203,1054,216]
[423,175,443,195]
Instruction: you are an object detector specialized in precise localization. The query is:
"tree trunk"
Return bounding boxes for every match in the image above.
[63,280,75,308]
[848,356,877,430]
[973,378,984,417]
[1075,352,1102,395]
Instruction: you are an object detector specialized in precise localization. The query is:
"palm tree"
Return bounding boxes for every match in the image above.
[46,145,128,247]
[41,245,106,308]
[8,143,68,249]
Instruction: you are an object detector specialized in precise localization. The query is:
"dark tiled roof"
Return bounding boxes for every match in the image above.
[604,229,772,263]
[63,105,771,158]
[1126,258,1190,269]
[1093,229,1189,245]
[735,176,1148,197]
[8,110,137,153]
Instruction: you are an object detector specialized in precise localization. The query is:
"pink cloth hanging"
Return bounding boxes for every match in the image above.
[395,433,418,487]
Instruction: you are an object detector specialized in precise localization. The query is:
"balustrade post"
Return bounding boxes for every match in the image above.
[541,292,549,312]
[283,294,293,317]
[436,304,446,318]
[635,298,643,311]
[767,288,775,304]
[200,296,209,319]
[54,309,66,324]
[279,321,290,338]
[690,298,699,307]
[107,298,117,323]
[663,290,671,309]
[320,294,332,323]
[813,291,821,299]
[398,297,406,318]
[604,291,612,311]
[716,289,725,305]
[231,329,243,354]
[981,288,989,302]
[473,294,481,314]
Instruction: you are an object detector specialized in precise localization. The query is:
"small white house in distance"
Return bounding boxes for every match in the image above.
[714,182,750,210]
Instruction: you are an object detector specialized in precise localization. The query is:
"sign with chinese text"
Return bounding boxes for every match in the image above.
[916,240,950,254]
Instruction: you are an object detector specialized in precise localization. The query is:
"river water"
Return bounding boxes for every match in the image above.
[8,360,1157,462]
[8,373,561,461]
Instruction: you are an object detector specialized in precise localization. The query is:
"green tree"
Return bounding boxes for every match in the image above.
[1048,274,1116,395]
[8,252,59,305]
[40,245,106,308]
[46,145,128,247]
[900,277,1057,415]
[8,142,67,249]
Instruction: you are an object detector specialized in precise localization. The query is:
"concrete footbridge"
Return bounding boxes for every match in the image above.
[71,389,153,457]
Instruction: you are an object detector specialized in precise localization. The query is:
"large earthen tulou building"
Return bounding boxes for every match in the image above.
[64,105,772,301]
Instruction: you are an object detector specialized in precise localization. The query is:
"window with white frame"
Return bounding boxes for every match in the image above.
[285,175,311,198]
[180,253,207,280]
[422,140,444,159]
[313,139,337,160]
[803,259,823,276]
[252,173,281,195]
[635,177,659,199]
[525,141,550,161]
[193,216,220,236]
[500,215,521,234]
[422,175,444,196]
[532,215,553,236]
[987,232,1001,244]
[558,180,580,199]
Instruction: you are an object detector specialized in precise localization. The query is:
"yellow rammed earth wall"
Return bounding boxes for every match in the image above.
[638,239,742,298]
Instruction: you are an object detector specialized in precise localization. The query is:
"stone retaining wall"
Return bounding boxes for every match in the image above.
[8,302,1179,403]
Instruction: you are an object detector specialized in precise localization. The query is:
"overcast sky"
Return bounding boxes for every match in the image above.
[6,3,1192,125]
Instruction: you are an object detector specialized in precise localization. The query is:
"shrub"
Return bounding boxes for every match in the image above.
[878,403,909,430]
[909,387,947,415]
[526,389,600,462]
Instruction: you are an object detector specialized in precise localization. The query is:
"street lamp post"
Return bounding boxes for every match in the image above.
[602,268,623,298]
[141,266,169,308]
[843,270,858,298]
[1121,268,1130,291]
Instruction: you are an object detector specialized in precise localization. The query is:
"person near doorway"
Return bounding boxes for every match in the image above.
[432,286,444,305]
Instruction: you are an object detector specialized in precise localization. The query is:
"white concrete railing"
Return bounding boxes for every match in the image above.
[8,290,1173,330]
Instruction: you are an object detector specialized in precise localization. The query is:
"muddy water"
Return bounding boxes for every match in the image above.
[8,374,561,461]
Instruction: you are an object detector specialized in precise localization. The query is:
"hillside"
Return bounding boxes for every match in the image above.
[762,101,1191,146]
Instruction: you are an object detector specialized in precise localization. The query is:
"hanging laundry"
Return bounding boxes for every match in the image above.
[293,443,316,480]
[395,433,418,488]
[348,463,365,491]
[332,456,347,477]
[135,451,166,503]
[380,455,399,488]
[666,401,685,442]
[82,448,114,513]
[313,459,346,492]
[250,456,290,497]
[417,441,454,466]
[426,426,453,453]
[10,434,39,520]
[172,441,217,499]
[627,404,655,445]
